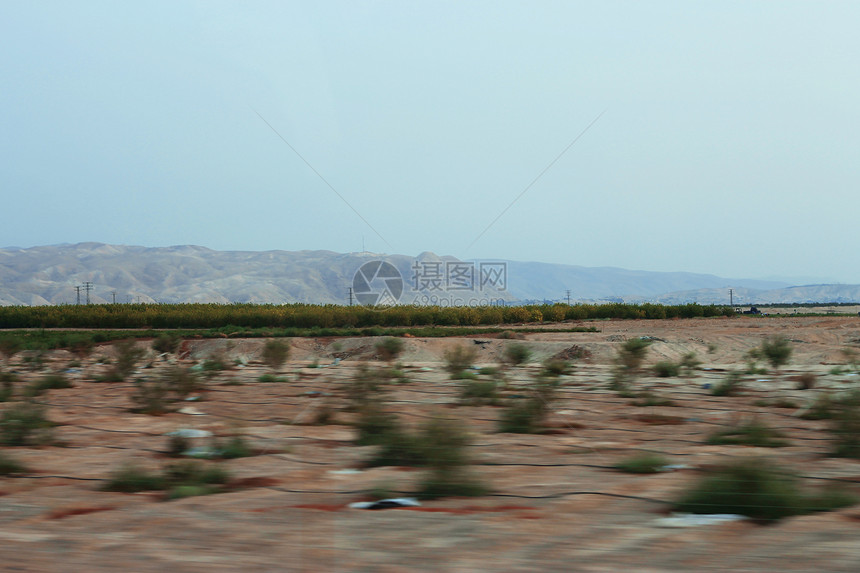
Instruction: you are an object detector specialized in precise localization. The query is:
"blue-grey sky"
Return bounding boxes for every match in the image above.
[3,1,859,283]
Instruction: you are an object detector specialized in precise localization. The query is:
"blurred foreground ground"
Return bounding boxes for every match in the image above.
[2,315,860,572]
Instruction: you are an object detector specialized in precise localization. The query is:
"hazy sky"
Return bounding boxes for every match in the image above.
[3,1,859,283]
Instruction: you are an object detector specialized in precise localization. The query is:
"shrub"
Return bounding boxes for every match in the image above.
[760,336,792,371]
[216,434,253,459]
[103,460,231,499]
[162,366,203,400]
[631,391,676,407]
[800,393,836,420]
[0,372,17,402]
[459,379,499,406]
[130,378,172,415]
[152,334,182,355]
[23,374,72,398]
[417,469,488,500]
[706,420,789,448]
[257,374,287,383]
[102,463,165,492]
[614,453,670,474]
[415,417,486,499]
[498,379,555,434]
[0,337,23,363]
[617,338,651,372]
[375,337,404,363]
[166,434,190,457]
[679,352,701,375]
[354,401,399,446]
[346,365,386,409]
[503,343,532,367]
[797,372,816,390]
[674,459,807,522]
[829,390,860,458]
[0,402,54,446]
[653,361,680,378]
[113,340,147,379]
[444,346,477,379]
[711,371,744,397]
[261,339,290,370]
[0,450,27,475]
[542,359,571,377]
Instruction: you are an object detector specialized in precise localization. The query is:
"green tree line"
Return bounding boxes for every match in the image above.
[0,302,733,330]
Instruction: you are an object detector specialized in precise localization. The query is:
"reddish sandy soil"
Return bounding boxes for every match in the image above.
[2,315,860,572]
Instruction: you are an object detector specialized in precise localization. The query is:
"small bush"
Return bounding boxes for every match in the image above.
[711,371,744,397]
[104,460,231,500]
[459,379,499,406]
[829,390,860,458]
[102,463,165,492]
[257,374,287,383]
[653,361,680,378]
[354,402,399,446]
[503,343,532,367]
[162,366,203,400]
[153,334,182,355]
[417,469,488,499]
[706,420,789,448]
[130,378,172,415]
[0,337,24,363]
[166,434,190,457]
[617,338,651,372]
[0,372,18,402]
[614,453,670,474]
[760,336,792,370]
[261,339,290,370]
[797,372,816,390]
[631,391,676,407]
[113,340,147,379]
[0,402,54,446]
[478,366,499,376]
[444,346,477,379]
[498,380,556,434]
[0,451,28,475]
[674,459,807,522]
[216,434,253,459]
[23,374,72,398]
[679,352,701,375]
[375,338,404,363]
[754,398,798,409]
[800,393,836,420]
[542,359,571,377]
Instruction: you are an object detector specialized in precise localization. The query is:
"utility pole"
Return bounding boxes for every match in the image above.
[111,291,117,304]
[729,288,734,307]
[83,282,93,304]
[75,286,81,305]
[348,287,354,306]
[566,289,571,305]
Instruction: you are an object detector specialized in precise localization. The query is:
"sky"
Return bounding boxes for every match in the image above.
[2,1,860,283]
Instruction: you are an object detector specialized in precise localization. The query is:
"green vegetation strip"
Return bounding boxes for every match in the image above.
[0,302,733,331]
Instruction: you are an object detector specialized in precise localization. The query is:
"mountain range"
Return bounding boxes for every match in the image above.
[1,242,858,306]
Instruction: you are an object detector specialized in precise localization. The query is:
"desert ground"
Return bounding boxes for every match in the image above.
[3,315,860,572]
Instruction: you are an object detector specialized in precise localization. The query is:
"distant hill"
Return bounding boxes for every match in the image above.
[0,242,855,306]
[631,284,860,305]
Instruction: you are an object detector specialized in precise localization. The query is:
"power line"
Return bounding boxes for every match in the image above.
[83,282,93,305]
